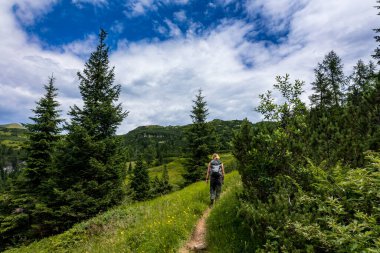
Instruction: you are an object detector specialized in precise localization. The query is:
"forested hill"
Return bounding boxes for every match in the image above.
[0,119,244,171]
[122,119,243,159]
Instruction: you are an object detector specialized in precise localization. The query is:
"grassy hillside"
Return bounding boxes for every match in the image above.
[0,123,27,149]
[146,153,236,189]
[6,172,240,253]
[147,157,187,190]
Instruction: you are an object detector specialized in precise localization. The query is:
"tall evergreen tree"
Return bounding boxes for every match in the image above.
[150,165,172,197]
[310,64,330,109]
[348,60,376,104]
[130,155,150,200]
[308,51,346,164]
[339,60,377,166]
[0,76,63,249]
[23,76,63,192]
[184,89,217,184]
[55,29,128,228]
[310,51,345,108]
[373,1,380,65]
[322,51,346,107]
[371,3,380,150]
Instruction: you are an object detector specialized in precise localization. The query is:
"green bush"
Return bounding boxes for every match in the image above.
[238,152,380,252]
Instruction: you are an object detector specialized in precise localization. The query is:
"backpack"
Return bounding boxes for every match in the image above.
[210,159,222,178]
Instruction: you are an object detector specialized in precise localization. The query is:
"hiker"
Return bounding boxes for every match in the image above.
[206,153,225,206]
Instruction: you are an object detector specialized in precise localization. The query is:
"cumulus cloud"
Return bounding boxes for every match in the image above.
[124,0,156,17]
[0,1,84,125]
[10,0,58,25]
[63,34,98,58]
[112,0,378,131]
[0,0,378,134]
[110,21,288,131]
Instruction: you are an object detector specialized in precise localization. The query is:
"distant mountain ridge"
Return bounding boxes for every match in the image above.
[0,123,25,129]
[0,119,244,159]
[122,119,244,159]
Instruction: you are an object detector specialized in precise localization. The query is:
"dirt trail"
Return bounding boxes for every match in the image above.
[179,207,211,252]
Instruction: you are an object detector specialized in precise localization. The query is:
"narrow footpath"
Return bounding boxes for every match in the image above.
[179,207,211,252]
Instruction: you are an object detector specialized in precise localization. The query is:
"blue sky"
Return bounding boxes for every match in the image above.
[0,0,378,133]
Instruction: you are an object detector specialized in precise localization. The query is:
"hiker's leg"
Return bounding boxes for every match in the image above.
[210,179,216,201]
[215,181,222,200]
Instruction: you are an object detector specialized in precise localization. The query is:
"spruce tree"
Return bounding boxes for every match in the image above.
[130,155,150,200]
[184,89,217,184]
[309,64,330,109]
[371,3,380,150]
[348,60,376,104]
[322,51,346,107]
[56,29,127,228]
[373,1,380,65]
[23,76,63,192]
[308,51,346,164]
[0,76,63,248]
[340,60,377,166]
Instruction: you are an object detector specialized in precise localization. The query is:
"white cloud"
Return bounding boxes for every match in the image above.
[111,0,378,131]
[164,19,182,37]
[9,0,58,25]
[63,34,98,58]
[174,10,187,22]
[72,0,108,7]
[124,0,156,17]
[0,1,84,125]
[111,21,275,131]
[0,0,378,134]
[124,0,189,17]
[111,20,125,34]
[245,0,307,34]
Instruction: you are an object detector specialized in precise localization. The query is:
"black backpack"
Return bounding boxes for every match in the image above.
[210,159,222,178]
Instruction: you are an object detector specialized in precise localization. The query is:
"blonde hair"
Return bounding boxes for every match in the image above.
[212,153,220,159]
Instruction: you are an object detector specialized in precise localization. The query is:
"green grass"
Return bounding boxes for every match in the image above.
[0,124,28,149]
[124,158,186,189]
[6,172,240,253]
[218,153,237,173]
[147,153,237,189]
[148,158,186,189]
[147,153,236,189]
[207,175,257,253]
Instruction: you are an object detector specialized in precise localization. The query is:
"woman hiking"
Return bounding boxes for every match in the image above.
[206,153,225,206]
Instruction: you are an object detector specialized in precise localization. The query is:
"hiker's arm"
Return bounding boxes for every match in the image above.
[222,163,225,176]
[206,163,210,182]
